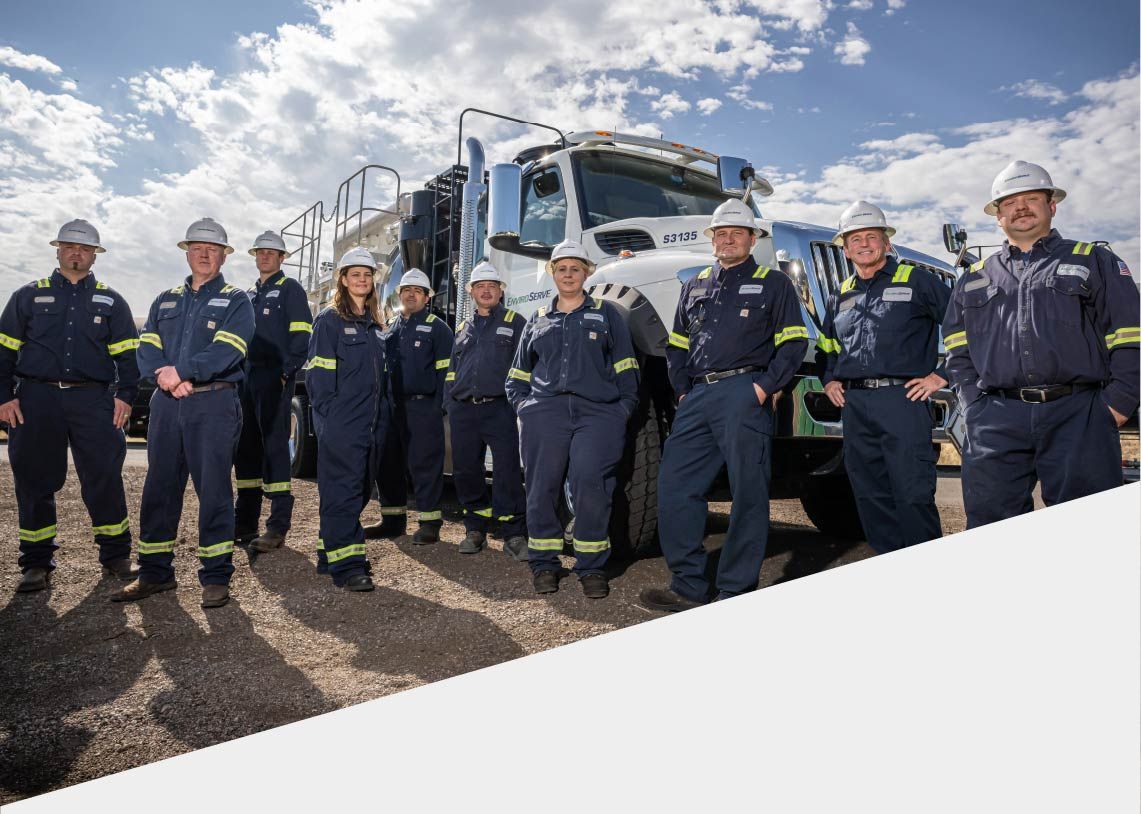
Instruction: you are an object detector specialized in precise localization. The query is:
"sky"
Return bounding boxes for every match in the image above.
[1,0,1138,313]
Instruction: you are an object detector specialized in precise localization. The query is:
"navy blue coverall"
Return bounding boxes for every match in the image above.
[0,270,139,572]
[233,270,312,538]
[505,295,639,576]
[660,258,807,601]
[136,274,254,586]
[443,304,526,538]
[816,258,951,553]
[376,308,453,530]
[942,230,1139,527]
[307,306,390,584]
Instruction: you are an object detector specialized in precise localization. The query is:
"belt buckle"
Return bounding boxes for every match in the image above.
[864,379,879,390]
[57,381,73,390]
[1018,387,1047,403]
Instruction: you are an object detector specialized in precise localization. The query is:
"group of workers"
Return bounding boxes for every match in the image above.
[1,159,1137,611]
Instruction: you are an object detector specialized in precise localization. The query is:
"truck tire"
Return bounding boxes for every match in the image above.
[799,474,866,541]
[290,396,318,478]
[608,392,665,561]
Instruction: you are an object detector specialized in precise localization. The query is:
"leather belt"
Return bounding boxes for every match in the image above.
[992,383,1096,404]
[460,395,504,404]
[695,366,758,385]
[405,394,433,401]
[27,379,107,390]
[844,377,910,390]
[190,381,236,394]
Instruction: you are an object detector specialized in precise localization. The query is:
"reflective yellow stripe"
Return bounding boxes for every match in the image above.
[970,260,986,273]
[107,338,140,355]
[19,525,56,542]
[289,321,313,333]
[138,539,175,555]
[0,332,24,351]
[774,325,809,346]
[752,266,771,279]
[95,281,109,289]
[236,478,263,489]
[36,278,51,288]
[445,371,456,382]
[528,537,564,551]
[572,537,610,553]
[841,276,857,294]
[497,514,516,522]
[435,358,450,370]
[504,310,517,322]
[892,264,914,283]
[613,357,639,374]
[508,367,531,382]
[92,518,130,537]
[426,313,437,323]
[214,331,247,355]
[419,510,442,521]
[197,541,234,559]
[816,336,841,354]
[262,481,291,493]
[1105,327,1140,349]
[316,538,325,551]
[1073,242,1094,256]
[140,332,163,349]
[668,331,690,350]
[944,330,968,350]
[697,266,712,279]
[380,506,407,516]
[467,507,493,518]
[275,277,286,286]
[170,285,184,294]
[326,543,367,563]
[307,356,337,370]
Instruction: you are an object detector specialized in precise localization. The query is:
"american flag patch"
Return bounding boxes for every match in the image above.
[1118,260,1132,277]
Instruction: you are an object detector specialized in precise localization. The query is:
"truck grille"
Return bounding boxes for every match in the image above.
[809,241,854,299]
[595,229,655,255]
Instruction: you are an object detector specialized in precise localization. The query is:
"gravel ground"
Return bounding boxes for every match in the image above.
[0,460,966,804]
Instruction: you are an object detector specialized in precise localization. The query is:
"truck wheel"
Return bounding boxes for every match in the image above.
[799,474,866,541]
[609,393,665,561]
[290,396,318,478]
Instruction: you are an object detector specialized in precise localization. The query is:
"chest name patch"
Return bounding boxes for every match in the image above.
[882,287,912,302]
[1056,264,1089,280]
[34,296,55,303]
[160,301,178,309]
[838,295,861,312]
[415,324,433,333]
[344,326,358,335]
[496,326,514,337]
[738,284,764,295]
[963,275,990,292]
[91,294,114,307]
[266,289,281,298]
[584,312,604,322]
[208,298,230,308]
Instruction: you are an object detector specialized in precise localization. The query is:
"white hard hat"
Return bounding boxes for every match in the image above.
[468,261,506,289]
[545,240,596,276]
[248,230,290,258]
[51,219,105,253]
[703,198,766,238]
[336,246,378,273]
[178,217,234,254]
[831,200,896,247]
[396,267,435,296]
[984,160,1066,216]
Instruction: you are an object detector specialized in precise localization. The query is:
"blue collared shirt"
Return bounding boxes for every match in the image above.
[444,304,523,401]
[246,270,313,378]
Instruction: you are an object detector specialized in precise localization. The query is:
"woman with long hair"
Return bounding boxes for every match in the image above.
[305,247,389,591]
[505,240,640,598]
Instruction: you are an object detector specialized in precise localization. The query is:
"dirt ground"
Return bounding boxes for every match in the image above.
[0,460,965,804]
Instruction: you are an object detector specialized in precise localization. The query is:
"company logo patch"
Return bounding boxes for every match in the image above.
[266,290,280,298]
[93,316,102,324]
[415,324,433,333]
[207,320,216,329]
[263,308,270,315]
[496,327,514,337]
[208,298,230,308]
[34,296,55,303]
[584,312,604,322]
[882,287,913,302]
[738,284,764,295]
[344,326,357,334]
[838,295,861,312]
[91,294,114,306]
[1055,264,1089,280]
[160,301,177,309]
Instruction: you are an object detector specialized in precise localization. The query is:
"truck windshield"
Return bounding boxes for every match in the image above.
[573,150,755,228]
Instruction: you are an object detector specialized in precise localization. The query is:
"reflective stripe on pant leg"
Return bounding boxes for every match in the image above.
[233,379,265,532]
[315,408,372,585]
[405,402,446,523]
[138,392,188,584]
[65,387,132,565]
[565,397,625,575]
[520,396,572,573]
[487,399,527,537]
[449,401,492,531]
[10,383,66,571]
[183,389,240,586]
[262,373,296,532]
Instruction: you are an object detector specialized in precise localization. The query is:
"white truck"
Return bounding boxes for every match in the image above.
[283,116,960,558]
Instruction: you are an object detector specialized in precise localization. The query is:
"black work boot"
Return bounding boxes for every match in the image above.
[235,528,258,547]
[251,528,286,553]
[458,530,486,554]
[532,570,559,594]
[412,522,441,545]
[343,574,375,592]
[580,573,610,599]
[17,568,50,593]
[363,518,407,540]
[111,578,177,603]
[503,536,529,562]
[102,558,140,579]
[200,584,230,609]
[638,587,706,613]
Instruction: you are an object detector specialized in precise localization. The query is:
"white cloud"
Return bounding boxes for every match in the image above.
[834,22,871,66]
[885,0,906,14]
[768,70,1140,276]
[0,46,62,76]
[848,0,873,9]
[651,91,691,119]
[727,83,775,111]
[1003,79,1070,106]
[697,97,723,115]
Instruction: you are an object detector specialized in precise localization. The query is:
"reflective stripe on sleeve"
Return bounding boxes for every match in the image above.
[944,331,968,351]
[774,325,809,346]
[107,338,141,355]
[1105,327,1140,350]
[289,322,313,333]
[613,357,639,374]
[435,359,450,370]
[668,331,690,350]
[307,356,337,370]
[140,332,163,349]
[0,333,25,351]
[213,331,247,355]
[508,368,531,382]
[816,335,841,354]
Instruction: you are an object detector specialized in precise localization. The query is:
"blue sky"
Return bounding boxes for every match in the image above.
[2,0,1138,312]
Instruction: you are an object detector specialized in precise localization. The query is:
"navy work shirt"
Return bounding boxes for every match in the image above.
[246,270,313,378]
[305,306,388,424]
[816,257,951,384]
[942,229,1140,416]
[0,270,140,404]
[665,256,808,398]
[444,304,523,402]
[137,274,255,386]
[505,294,639,417]
[386,308,454,402]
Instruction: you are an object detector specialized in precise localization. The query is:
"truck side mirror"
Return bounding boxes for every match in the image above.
[488,162,552,260]
[717,156,754,198]
[942,223,967,254]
